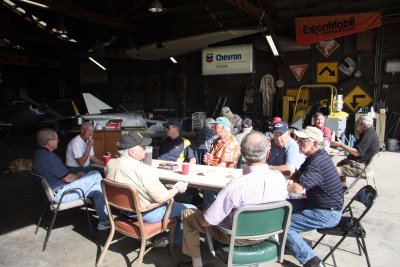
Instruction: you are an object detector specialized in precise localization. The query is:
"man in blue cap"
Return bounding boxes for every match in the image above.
[158,118,196,163]
[267,121,305,176]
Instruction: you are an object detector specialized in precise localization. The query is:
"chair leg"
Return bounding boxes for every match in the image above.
[360,235,372,267]
[168,224,176,255]
[82,200,94,236]
[312,234,326,249]
[43,210,59,251]
[96,227,115,267]
[322,234,349,263]
[35,204,47,235]
[137,238,147,267]
[345,176,362,194]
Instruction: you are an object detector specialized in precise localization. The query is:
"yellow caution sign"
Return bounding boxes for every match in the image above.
[344,86,372,112]
[317,62,338,83]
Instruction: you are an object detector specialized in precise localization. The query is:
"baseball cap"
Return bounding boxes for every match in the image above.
[118,132,152,150]
[272,117,282,123]
[294,126,323,142]
[210,117,232,128]
[163,118,181,129]
[273,121,288,133]
[242,118,253,128]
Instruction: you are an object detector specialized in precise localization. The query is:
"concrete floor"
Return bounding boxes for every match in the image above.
[0,133,399,267]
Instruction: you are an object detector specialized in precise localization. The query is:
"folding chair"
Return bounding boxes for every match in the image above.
[96,179,177,267]
[205,201,292,267]
[31,172,93,252]
[344,152,381,194]
[313,185,378,267]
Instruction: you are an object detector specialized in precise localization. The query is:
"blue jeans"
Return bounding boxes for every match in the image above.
[202,190,216,209]
[68,166,95,174]
[55,170,108,222]
[129,202,196,244]
[286,199,342,264]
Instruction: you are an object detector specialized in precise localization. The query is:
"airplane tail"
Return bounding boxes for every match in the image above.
[82,93,113,114]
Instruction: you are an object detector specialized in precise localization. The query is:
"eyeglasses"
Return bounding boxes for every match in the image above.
[296,137,312,143]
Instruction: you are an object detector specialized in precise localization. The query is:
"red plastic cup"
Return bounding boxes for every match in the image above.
[102,155,111,165]
[182,163,189,175]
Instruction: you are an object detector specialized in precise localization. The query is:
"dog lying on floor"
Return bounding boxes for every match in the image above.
[3,158,33,174]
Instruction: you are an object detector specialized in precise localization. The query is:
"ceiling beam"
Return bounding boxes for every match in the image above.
[14,0,148,33]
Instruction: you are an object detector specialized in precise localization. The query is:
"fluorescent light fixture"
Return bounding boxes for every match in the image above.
[69,38,78,43]
[3,0,16,7]
[266,35,279,56]
[149,0,163,12]
[15,7,26,14]
[88,57,107,70]
[170,57,178,64]
[17,0,49,8]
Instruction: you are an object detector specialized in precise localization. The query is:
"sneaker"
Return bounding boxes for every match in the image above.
[97,221,111,230]
[153,235,169,248]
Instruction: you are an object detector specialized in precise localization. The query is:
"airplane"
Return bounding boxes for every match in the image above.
[77,93,166,131]
[0,89,75,135]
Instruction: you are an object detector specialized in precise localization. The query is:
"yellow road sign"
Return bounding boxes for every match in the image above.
[317,62,338,83]
[344,86,372,112]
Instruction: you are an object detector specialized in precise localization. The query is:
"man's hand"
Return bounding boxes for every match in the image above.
[331,139,342,148]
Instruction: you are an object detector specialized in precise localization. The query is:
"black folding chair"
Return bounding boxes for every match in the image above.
[313,185,378,267]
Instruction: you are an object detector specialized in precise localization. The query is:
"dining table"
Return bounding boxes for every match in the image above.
[91,159,243,192]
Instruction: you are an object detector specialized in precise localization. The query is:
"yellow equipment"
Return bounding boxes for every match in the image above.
[283,84,349,136]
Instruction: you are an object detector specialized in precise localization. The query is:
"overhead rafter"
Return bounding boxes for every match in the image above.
[14,0,149,33]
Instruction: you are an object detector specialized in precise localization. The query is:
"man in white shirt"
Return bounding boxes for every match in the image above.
[65,122,102,173]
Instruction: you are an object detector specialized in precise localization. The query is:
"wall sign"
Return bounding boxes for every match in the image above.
[290,64,308,81]
[296,12,382,45]
[344,85,372,112]
[317,62,338,83]
[315,39,340,57]
[202,44,253,75]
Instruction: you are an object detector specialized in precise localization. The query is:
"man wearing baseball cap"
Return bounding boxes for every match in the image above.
[105,131,196,245]
[204,117,240,168]
[158,118,196,164]
[267,121,305,176]
[286,126,343,267]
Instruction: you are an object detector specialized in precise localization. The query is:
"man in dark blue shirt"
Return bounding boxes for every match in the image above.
[158,119,196,163]
[32,128,109,230]
[286,126,343,267]
[332,114,380,188]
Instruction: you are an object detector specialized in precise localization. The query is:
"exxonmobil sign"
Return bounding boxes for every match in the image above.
[296,12,381,45]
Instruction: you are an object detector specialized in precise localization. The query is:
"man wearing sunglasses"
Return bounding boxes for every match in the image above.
[285,126,343,267]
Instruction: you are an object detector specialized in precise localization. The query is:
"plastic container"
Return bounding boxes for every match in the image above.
[387,139,399,151]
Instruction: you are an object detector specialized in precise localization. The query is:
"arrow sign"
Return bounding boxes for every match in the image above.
[351,94,366,109]
[318,66,335,76]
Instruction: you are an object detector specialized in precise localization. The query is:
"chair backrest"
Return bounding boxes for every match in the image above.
[228,201,292,265]
[101,179,141,213]
[31,172,55,203]
[345,185,377,225]
[364,152,382,177]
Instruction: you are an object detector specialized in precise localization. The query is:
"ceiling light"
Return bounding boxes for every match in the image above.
[88,57,107,71]
[149,0,163,12]
[266,35,279,56]
[17,0,49,8]
[170,57,177,64]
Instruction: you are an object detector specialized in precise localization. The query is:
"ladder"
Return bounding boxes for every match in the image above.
[212,96,227,118]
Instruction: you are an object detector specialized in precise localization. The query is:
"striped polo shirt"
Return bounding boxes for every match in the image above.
[299,149,343,210]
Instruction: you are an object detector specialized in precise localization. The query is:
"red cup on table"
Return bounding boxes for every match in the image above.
[102,155,111,165]
[182,163,189,175]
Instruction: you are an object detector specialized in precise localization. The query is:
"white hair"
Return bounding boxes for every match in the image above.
[358,115,373,128]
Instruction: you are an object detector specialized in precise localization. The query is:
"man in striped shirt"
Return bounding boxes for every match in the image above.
[179,131,288,267]
[286,126,343,267]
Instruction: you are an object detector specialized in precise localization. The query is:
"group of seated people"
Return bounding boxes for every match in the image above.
[31,106,380,267]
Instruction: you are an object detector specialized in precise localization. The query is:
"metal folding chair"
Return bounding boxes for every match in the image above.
[344,152,381,194]
[31,172,93,251]
[313,185,378,267]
